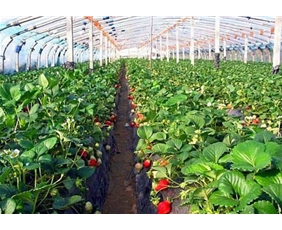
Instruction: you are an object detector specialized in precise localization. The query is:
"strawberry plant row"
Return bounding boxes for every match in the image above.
[126,58,282,214]
[0,61,121,214]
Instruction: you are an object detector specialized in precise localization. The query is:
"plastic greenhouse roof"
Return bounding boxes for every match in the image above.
[0,16,279,52]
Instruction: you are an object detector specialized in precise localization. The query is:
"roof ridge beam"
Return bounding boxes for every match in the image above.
[84,16,120,51]
[138,16,189,48]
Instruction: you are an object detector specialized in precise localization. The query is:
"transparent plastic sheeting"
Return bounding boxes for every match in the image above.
[0,16,280,74]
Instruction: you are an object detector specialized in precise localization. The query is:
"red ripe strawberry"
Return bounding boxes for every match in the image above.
[157,200,171,214]
[160,159,169,166]
[137,112,145,121]
[110,114,116,122]
[131,103,137,109]
[114,84,120,89]
[252,118,259,124]
[147,145,152,150]
[143,159,151,168]
[23,106,29,113]
[79,149,88,158]
[155,179,170,192]
[105,120,112,126]
[129,87,135,92]
[88,159,98,167]
[130,121,136,127]
[94,116,99,122]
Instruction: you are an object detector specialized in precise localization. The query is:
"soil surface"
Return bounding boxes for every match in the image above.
[102,65,137,214]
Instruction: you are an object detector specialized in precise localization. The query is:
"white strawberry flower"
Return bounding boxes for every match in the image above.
[10,149,20,158]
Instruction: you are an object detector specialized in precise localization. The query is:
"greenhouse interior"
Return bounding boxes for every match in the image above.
[1,14,282,215]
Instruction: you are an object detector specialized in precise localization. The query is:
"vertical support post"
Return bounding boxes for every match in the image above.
[244,35,248,63]
[15,53,19,72]
[0,23,2,73]
[115,47,117,60]
[128,47,130,58]
[160,37,163,61]
[214,16,220,69]
[99,30,103,66]
[89,19,94,72]
[52,46,59,67]
[105,36,108,65]
[150,16,153,68]
[190,16,195,65]
[198,44,200,59]
[182,47,185,60]
[37,47,43,70]
[27,43,36,70]
[108,42,111,62]
[209,42,211,60]
[109,41,111,61]
[166,32,169,62]
[0,55,4,74]
[272,16,282,74]
[176,25,179,63]
[46,46,54,68]
[66,16,74,70]
[223,39,227,60]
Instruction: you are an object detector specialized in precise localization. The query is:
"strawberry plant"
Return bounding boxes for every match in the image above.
[126,58,282,214]
[0,61,121,213]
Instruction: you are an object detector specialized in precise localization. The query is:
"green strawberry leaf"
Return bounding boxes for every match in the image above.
[4,198,16,214]
[137,126,153,140]
[149,132,167,142]
[241,205,255,214]
[202,142,227,163]
[38,73,49,89]
[235,180,261,211]
[262,184,282,209]
[152,143,170,154]
[186,114,205,129]
[231,140,271,172]
[253,200,278,214]
[166,138,183,150]
[181,162,224,176]
[52,195,83,210]
[77,167,95,179]
[165,94,187,106]
[255,171,282,187]
[254,130,276,143]
[209,191,239,207]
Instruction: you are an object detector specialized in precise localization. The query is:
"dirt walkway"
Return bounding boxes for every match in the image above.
[102,65,137,214]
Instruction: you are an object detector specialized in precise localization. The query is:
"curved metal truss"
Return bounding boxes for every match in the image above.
[0,16,281,73]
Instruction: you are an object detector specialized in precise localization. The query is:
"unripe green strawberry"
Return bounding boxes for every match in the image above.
[50,188,59,197]
[84,201,93,213]
[96,150,103,158]
[135,162,143,173]
[105,145,111,151]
